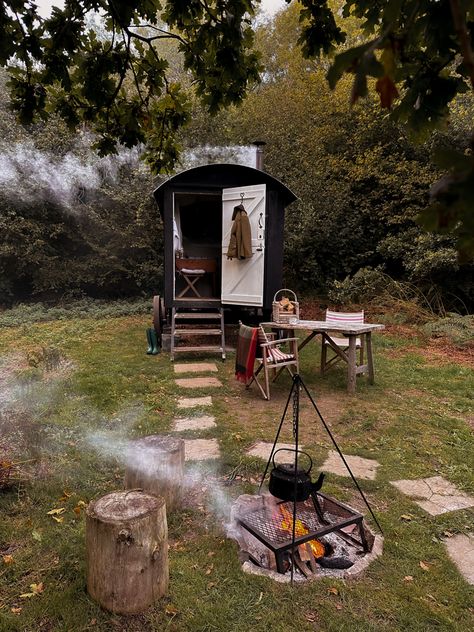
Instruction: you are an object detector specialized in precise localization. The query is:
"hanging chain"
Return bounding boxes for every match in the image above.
[292,379,299,440]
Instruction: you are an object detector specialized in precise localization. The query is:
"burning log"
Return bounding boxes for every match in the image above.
[124,435,184,512]
[86,490,168,614]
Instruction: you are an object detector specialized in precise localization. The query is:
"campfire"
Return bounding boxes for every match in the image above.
[231,492,380,581]
[229,374,384,582]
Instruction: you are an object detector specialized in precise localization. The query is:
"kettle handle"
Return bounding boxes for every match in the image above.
[272,448,313,474]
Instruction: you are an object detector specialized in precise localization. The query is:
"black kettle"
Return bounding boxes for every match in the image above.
[268,449,325,502]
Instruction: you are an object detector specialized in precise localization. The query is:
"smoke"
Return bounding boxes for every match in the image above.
[0,138,142,211]
[0,139,257,212]
[86,423,237,527]
[180,145,256,171]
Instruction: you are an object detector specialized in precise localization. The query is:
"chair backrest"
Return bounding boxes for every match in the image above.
[325,310,364,325]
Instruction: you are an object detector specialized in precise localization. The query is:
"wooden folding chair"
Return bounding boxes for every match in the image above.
[175,258,217,298]
[240,324,299,400]
[320,310,364,374]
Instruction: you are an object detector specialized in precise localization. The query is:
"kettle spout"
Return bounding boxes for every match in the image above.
[312,472,325,492]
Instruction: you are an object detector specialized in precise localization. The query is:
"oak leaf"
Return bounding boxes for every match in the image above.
[2,555,14,565]
[375,75,399,109]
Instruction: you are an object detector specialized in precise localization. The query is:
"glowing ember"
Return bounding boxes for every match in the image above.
[278,505,325,558]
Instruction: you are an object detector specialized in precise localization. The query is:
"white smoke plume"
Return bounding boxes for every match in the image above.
[0,138,143,211]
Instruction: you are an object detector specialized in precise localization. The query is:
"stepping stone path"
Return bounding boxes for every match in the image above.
[320,450,381,480]
[173,416,216,432]
[174,363,218,374]
[246,442,301,463]
[173,365,222,461]
[390,476,474,516]
[185,438,220,461]
[444,533,474,585]
[177,396,212,409]
[175,377,222,389]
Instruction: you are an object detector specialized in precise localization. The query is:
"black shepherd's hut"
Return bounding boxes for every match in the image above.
[153,160,297,357]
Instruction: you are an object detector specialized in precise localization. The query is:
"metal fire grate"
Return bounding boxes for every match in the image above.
[238,493,369,573]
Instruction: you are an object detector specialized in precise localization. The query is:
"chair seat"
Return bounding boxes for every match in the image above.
[180,268,206,275]
[324,337,361,348]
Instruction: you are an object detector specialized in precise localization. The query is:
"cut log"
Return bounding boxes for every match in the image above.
[124,435,185,512]
[86,490,168,614]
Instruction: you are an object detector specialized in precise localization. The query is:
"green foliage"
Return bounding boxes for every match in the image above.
[0,298,152,328]
[296,0,474,258]
[422,314,474,347]
[0,1,261,173]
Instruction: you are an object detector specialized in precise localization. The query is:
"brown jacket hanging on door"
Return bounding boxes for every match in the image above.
[226,204,253,260]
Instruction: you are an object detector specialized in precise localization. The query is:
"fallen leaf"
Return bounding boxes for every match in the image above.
[400,514,413,522]
[443,530,454,538]
[52,516,64,523]
[304,611,318,622]
[207,551,215,557]
[11,607,22,614]
[404,575,414,582]
[207,581,216,589]
[32,530,42,542]
[31,583,44,594]
[205,564,214,575]
[89,618,97,626]
[2,555,14,565]
[419,561,430,571]
[47,508,66,516]
[335,604,343,610]
[165,604,178,616]
[20,592,35,599]
[59,490,72,501]
[327,587,339,595]
[73,506,82,517]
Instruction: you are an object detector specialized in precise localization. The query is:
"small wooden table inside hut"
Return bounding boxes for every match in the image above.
[260,319,385,394]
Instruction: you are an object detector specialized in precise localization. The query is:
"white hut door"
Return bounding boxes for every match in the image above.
[221,184,266,306]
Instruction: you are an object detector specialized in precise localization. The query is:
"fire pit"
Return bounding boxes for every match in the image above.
[229,374,384,582]
[230,493,383,581]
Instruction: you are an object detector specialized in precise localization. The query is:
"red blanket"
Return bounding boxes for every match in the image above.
[235,324,258,383]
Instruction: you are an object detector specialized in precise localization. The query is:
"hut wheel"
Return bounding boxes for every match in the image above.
[153,295,165,337]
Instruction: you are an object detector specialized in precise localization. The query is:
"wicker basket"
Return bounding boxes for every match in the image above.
[272,289,300,324]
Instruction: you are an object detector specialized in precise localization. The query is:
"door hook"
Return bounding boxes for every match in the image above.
[240,192,245,203]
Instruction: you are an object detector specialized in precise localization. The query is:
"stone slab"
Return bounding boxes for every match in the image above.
[185,438,220,461]
[177,396,212,409]
[390,476,474,516]
[173,416,217,432]
[175,377,222,389]
[174,363,218,374]
[246,442,303,464]
[444,533,474,585]
[320,450,381,480]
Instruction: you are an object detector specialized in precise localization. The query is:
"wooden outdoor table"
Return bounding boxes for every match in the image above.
[260,320,385,394]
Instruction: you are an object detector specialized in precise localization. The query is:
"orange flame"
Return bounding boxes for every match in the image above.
[278,505,325,558]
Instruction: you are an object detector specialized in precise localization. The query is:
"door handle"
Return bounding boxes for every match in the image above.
[256,212,264,250]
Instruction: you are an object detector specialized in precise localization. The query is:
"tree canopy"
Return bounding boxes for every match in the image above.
[1,1,474,257]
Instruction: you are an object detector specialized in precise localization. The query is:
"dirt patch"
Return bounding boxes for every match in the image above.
[224,376,347,447]
[385,338,474,368]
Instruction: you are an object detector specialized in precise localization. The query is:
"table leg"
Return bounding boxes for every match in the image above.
[366,332,374,384]
[347,335,357,394]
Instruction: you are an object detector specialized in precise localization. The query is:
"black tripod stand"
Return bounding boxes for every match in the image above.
[258,373,383,584]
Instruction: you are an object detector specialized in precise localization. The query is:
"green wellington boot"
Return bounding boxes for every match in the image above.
[146,328,153,354]
[149,328,160,355]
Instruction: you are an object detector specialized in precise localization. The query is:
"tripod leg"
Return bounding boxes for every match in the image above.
[310,492,328,524]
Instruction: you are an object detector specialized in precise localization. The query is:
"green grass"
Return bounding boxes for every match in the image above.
[0,311,473,631]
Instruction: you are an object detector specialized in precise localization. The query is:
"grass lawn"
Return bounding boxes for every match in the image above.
[0,310,473,631]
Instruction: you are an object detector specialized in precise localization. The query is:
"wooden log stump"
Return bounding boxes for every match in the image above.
[86,490,168,614]
[124,435,185,512]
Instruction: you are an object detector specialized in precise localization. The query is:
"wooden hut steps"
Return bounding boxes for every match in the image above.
[171,306,226,361]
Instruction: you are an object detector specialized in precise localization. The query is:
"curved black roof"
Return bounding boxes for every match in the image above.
[153,163,297,208]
